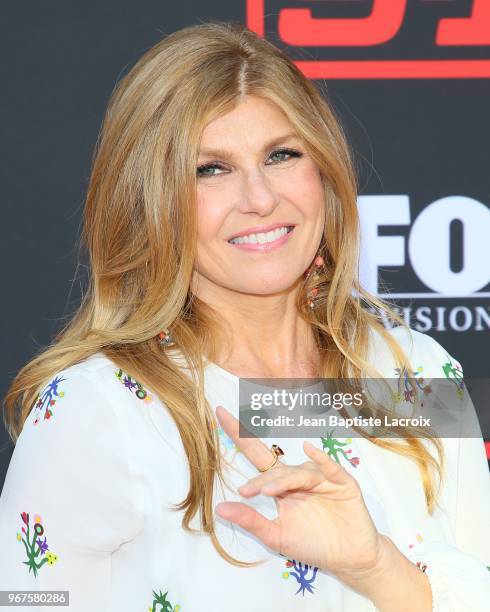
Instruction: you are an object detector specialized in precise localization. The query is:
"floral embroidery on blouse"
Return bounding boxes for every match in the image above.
[320,430,360,468]
[115,368,153,402]
[393,366,432,405]
[17,512,58,576]
[442,355,465,398]
[408,532,424,549]
[281,558,319,595]
[32,375,66,425]
[148,589,181,611]
[215,421,241,462]
[408,533,429,573]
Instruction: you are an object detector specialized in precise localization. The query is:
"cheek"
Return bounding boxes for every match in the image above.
[196,194,227,241]
[289,165,325,218]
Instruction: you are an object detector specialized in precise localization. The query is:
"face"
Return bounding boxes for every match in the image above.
[191,94,325,302]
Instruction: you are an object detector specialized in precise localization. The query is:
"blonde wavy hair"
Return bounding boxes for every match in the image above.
[4,21,444,568]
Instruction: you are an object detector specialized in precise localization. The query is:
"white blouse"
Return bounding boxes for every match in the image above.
[0,325,489,611]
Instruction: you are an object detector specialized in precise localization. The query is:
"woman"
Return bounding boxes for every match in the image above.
[1,21,489,612]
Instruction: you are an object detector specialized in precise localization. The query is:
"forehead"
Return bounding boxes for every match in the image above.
[198,96,297,152]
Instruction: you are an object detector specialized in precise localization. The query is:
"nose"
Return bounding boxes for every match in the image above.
[236,170,280,216]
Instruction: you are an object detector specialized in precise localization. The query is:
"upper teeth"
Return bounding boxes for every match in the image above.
[229,226,292,245]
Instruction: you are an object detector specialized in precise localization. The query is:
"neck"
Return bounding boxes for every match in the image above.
[194,282,321,379]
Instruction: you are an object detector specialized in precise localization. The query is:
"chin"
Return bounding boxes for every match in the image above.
[235,277,298,295]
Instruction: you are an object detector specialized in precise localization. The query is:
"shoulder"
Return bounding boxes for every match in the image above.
[12,351,152,502]
[367,324,463,379]
[23,350,155,433]
[3,352,147,555]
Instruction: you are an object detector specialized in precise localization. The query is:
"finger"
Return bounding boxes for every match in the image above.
[303,441,352,485]
[214,501,280,551]
[259,469,329,496]
[215,405,286,473]
[238,465,294,496]
[238,463,316,496]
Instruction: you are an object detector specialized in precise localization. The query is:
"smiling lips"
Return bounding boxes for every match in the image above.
[227,225,295,251]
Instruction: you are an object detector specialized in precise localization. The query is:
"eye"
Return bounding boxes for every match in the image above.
[196,147,303,178]
[196,162,225,178]
[268,148,302,164]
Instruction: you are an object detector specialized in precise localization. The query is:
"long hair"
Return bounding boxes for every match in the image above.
[3,21,443,567]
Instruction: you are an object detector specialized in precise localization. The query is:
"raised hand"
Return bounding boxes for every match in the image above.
[213,404,385,583]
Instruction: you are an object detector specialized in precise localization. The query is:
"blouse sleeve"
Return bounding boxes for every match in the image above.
[0,365,145,611]
[404,334,490,611]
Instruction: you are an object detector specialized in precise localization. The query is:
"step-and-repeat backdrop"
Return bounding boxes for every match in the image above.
[1,1,489,486]
[247,0,490,462]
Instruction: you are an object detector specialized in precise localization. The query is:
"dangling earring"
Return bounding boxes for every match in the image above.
[157,328,173,346]
[305,255,325,309]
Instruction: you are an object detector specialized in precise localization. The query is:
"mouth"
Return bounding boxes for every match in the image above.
[227,225,296,251]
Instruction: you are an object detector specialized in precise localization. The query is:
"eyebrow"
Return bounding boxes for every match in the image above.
[198,132,301,159]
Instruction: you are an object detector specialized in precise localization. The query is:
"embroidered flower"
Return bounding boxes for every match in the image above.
[320,429,360,468]
[393,367,432,407]
[213,417,240,463]
[216,425,239,451]
[123,377,137,391]
[408,532,424,549]
[442,355,465,398]
[36,536,49,554]
[148,588,180,611]
[115,369,153,403]
[280,558,319,596]
[34,522,44,536]
[32,375,67,425]
[17,512,58,577]
[45,552,58,565]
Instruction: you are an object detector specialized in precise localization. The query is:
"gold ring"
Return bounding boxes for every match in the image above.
[258,444,285,472]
